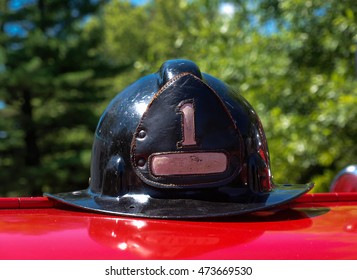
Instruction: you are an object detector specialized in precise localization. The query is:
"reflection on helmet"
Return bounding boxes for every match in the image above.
[46,59,313,218]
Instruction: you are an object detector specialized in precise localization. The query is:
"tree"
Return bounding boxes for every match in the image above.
[250,0,357,191]
[99,0,253,88]
[0,0,115,195]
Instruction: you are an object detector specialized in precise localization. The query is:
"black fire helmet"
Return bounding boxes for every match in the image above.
[45,59,313,219]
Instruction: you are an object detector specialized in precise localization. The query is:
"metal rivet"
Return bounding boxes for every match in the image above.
[137,158,146,167]
[138,130,146,139]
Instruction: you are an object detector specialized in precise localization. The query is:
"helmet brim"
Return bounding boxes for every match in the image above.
[44,183,313,219]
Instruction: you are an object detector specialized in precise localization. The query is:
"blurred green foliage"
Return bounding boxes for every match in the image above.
[0,0,356,196]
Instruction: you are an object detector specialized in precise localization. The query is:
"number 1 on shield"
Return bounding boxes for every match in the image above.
[178,102,197,147]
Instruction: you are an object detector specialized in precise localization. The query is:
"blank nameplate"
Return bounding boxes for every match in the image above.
[150,152,227,176]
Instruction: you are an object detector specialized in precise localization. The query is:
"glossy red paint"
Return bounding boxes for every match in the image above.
[0,197,55,209]
[1,194,357,260]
